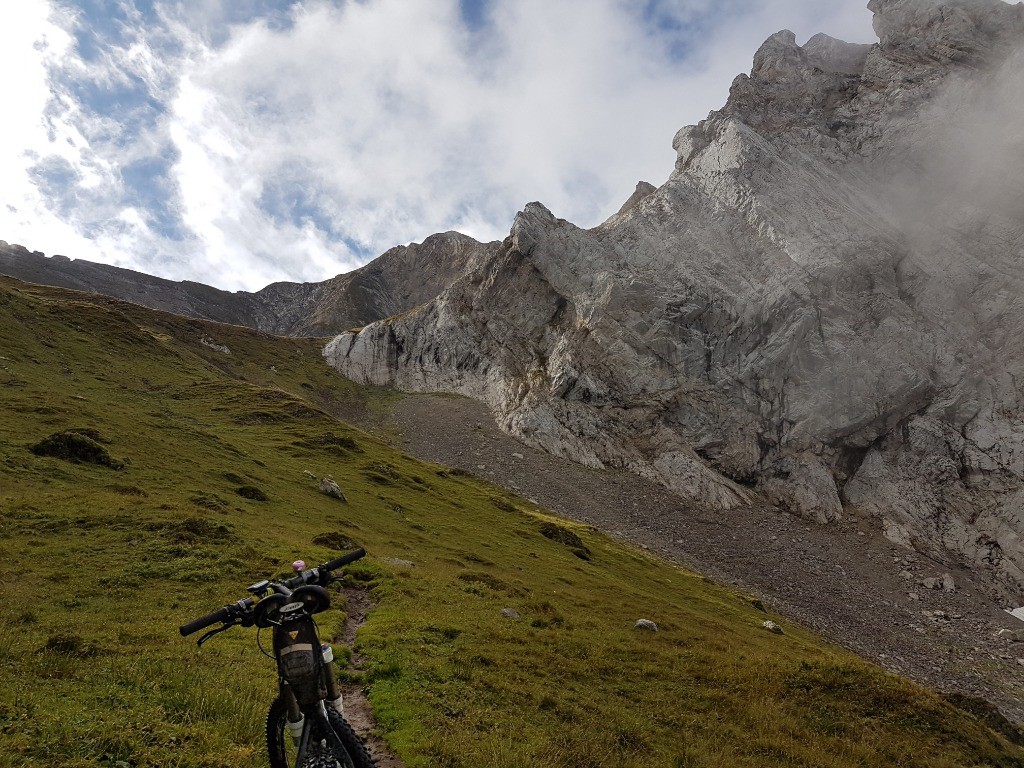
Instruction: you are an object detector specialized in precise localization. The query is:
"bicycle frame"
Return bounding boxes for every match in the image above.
[179,548,374,767]
[274,604,345,718]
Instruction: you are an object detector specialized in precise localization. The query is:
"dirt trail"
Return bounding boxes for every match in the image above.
[346,391,1024,725]
[334,587,404,768]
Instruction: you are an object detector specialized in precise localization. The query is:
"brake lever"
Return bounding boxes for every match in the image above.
[196,622,236,647]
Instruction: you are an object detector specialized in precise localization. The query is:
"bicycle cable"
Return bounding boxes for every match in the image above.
[256,625,275,660]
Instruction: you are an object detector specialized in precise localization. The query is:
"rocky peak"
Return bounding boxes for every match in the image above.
[802,33,872,74]
[326,0,1024,602]
[868,0,1024,54]
[746,29,871,80]
[603,181,658,225]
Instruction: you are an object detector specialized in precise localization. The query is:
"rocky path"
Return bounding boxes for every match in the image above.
[335,587,404,768]
[349,392,1024,725]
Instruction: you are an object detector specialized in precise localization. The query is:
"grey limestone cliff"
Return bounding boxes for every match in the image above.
[326,0,1024,599]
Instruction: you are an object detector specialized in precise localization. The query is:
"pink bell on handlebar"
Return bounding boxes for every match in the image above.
[292,560,306,573]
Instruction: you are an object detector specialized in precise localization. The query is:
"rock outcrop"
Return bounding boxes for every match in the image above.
[0,232,495,336]
[326,0,1024,598]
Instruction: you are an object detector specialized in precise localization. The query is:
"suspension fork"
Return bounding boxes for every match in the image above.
[322,645,344,715]
[281,683,303,725]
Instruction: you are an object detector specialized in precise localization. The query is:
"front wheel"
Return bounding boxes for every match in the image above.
[266,696,376,768]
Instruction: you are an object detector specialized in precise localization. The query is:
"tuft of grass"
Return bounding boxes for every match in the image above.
[312,531,359,551]
[30,429,124,469]
[539,520,592,560]
[235,485,268,501]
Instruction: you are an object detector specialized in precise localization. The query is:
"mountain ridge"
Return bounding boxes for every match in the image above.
[0,230,496,336]
[326,0,1024,601]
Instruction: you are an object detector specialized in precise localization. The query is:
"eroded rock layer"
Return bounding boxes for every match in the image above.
[326,0,1024,598]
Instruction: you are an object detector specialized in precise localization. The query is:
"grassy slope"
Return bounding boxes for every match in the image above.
[0,276,1020,768]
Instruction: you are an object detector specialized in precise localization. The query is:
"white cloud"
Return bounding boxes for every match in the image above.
[3,0,879,291]
[0,1,101,257]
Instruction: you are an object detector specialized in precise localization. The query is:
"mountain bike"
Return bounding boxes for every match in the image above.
[180,548,376,768]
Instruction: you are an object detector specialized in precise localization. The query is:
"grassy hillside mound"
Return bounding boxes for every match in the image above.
[0,276,1021,767]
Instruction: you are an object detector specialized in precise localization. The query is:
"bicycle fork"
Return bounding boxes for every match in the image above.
[280,644,345,746]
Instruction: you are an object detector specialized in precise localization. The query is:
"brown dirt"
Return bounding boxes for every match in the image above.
[346,391,1024,725]
[334,586,404,768]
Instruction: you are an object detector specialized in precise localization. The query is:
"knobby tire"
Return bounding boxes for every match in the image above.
[266,695,375,768]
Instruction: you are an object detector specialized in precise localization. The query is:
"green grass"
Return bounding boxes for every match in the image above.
[0,276,1021,767]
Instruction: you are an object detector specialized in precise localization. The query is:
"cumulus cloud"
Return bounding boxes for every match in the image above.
[2,0,877,290]
[0,2,99,258]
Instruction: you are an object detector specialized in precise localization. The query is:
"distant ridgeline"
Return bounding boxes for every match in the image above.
[0,232,492,338]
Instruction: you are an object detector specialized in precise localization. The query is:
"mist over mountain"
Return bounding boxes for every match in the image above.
[326,0,1024,599]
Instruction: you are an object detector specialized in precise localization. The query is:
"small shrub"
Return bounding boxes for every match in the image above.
[344,565,378,583]
[457,572,508,591]
[190,493,228,511]
[293,433,360,453]
[40,633,99,658]
[30,430,124,469]
[490,497,517,513]
[110,484,148,497]
[236,485,268,501]
[539,522,591,556]
[149,517,235,543]
[222,472,247,484]
[312,531,358,551]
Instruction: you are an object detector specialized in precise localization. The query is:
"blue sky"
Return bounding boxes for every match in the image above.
[1,0,876,291]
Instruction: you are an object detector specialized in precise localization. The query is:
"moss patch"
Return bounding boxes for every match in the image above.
[30,430,124,469]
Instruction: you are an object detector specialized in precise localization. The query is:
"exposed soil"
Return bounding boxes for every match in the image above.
[346,391,1024,725]
[334,586,404,768]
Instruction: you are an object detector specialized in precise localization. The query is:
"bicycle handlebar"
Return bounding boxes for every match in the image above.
[180,604,241,636]
[178,548,366,637]
[324,547,366,573]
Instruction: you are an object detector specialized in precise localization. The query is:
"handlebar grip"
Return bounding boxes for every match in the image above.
[179,605,233,636]
[324,548,366,572]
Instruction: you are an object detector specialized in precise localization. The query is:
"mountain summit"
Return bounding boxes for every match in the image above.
[327,0,1024,598]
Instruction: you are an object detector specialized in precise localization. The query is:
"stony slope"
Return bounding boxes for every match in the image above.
[0,231,494,336]
[326,0,1024,599]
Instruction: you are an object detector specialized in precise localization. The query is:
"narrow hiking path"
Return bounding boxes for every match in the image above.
[344,391,1024,725]
[335,587,405,768]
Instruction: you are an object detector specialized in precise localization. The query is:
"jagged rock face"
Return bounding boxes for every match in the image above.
[0,232,492,336]
[326,0,1024,598]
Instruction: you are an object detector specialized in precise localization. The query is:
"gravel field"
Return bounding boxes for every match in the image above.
[345,391,1024,725]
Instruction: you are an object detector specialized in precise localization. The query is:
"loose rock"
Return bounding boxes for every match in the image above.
[762,620,783,635]
[320,476,348,502]
[942,573,956,593]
